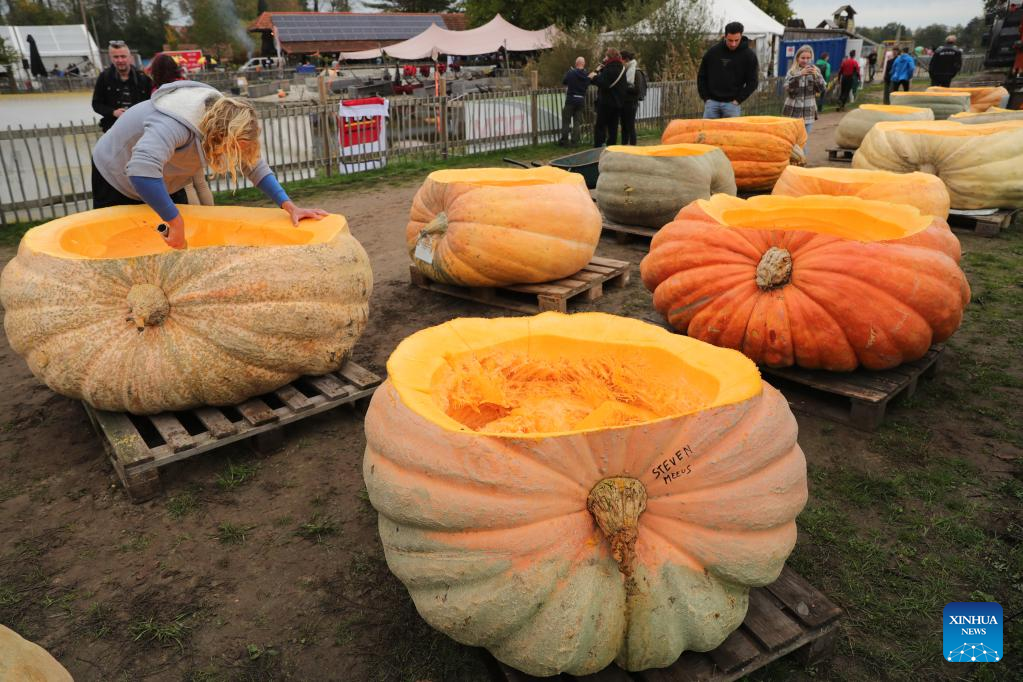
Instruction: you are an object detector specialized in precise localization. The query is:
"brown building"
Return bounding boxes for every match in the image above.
[248,11,467,58]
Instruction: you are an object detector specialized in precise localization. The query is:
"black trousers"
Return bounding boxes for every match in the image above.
[620,103,638,145]
[559,98,585,145]
[893,80,911,92]
[930,74,954,87]
[838,76,855,106]
[92,160,186,210]
[593,101,621,147]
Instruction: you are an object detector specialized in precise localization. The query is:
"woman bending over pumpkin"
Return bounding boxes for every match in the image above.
[91,80,326,249]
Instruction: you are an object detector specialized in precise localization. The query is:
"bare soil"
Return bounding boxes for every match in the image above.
[1,112,1019,681]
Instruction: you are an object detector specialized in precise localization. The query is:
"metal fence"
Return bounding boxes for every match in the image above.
[0,78,785,225]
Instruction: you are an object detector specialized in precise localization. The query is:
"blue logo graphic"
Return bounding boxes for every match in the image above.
[943,602,1002,663]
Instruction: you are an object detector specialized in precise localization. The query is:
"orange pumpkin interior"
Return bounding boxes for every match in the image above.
[857,104,928,114]
[605,143,719,157]
[891,91,969,99]
[873,119,1023,137]
[23,205,346,260]
[697,194,932,241]
[427,166,584,187]
[388,313,761,436]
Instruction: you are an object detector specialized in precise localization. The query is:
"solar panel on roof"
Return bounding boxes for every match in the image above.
[272,14,446,43]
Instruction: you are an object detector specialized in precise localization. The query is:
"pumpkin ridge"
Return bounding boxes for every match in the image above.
[660,271,755,321]
[637,520,712,572]
[163,315,296,379]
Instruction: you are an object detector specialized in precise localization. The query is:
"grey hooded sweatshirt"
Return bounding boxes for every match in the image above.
[92,80,272,200]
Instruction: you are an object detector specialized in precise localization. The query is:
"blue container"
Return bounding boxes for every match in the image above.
[778,38,848,78]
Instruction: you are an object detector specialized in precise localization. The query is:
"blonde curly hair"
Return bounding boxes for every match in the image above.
[198,97,261,181]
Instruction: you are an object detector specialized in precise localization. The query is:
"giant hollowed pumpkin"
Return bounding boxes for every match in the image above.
[363,312,807,676]
[950,107,1023,124]
[853,119,1023,209]
[0,625,72,682]
[772,166,951,218]
[889,91,970,120]
[0,205,372,414]
[661,116,807,191]
[595,143,736,228]
[640,195,970,371]
[407,167,601,287]
[834,104,933,149]
[926,86,1010,112]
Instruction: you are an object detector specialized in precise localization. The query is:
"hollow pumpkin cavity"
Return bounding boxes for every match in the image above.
[605,143,718,157]
[427,166,584,187]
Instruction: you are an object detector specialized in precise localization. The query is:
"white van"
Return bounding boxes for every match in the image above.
[238,57,284,73]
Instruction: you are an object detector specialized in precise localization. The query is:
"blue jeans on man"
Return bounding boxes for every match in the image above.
[703,99,741,118]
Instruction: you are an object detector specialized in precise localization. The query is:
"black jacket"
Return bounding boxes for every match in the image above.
[697,37,759,103]
[562,67,590,101]
[591,59,628,108]
[928,44,963,77]
[92,65,153,132]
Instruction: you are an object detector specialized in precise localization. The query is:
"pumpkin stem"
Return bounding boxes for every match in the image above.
[755,247,793,290]
[126,284,170,331]
[587,477,647,578]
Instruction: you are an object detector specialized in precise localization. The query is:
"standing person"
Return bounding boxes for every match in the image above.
[836,50,860,111]
[882,49,897,103]
[928,35,963,87]
[92,40,153,133]
[815,51,831,112]
[620,50,644,145]
[867,51,877,82]
[890,47,916,93]
[697,21,759,118]
[91,81,327,249]
[559,56,589,146]
[782,45,826,140]
[589,48,627,147]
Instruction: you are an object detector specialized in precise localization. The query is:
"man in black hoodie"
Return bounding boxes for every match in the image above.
[92,41,152,133]
[559,56,590,146]
[928,35,962,87]
[697,22,759,118]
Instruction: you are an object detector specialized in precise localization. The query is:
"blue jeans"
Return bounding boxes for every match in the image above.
[804,121,813,134]
[703,99,741,118]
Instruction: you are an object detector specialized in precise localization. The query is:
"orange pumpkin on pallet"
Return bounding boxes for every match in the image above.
[772,166,951,219]
[640,195,970,371]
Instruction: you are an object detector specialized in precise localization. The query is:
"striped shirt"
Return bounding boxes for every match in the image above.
[782,71,826,124]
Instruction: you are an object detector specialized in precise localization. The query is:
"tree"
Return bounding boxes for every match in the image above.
[856,23,913,44]
[364,0,453,12]
[464,0,623,30]
[958,15,987,51]
[749,0,792,24]
[5,0,75,24]
[329,0,350,10]
[914,23,952,50]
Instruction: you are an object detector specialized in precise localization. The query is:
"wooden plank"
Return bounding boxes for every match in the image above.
[569,665,634,681]
[766,565,843,630]
[638,652,716,682]
[275,384,314,412]
[590,256,630,269]
[194,407,238,439]
[337,362,382,390]
[148,413,196,453]
[236,398,279,426]
[707,627,761,673]
[742,589,803,652]
[307,373,352,399]
[87,407,153,466]
[761,366,892,403]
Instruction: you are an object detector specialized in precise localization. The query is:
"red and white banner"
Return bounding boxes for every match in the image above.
[338,97,389,174]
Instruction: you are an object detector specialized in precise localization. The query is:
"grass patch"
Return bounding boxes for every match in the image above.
[166,487,202,519]
[215,460,258,491]
[129,611,198,650]
[214,522,254,545]
[0,220,42,247]
[295,516,338,543]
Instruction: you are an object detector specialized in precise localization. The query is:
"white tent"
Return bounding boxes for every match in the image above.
[340,14,556,61]
[0,24,102,77]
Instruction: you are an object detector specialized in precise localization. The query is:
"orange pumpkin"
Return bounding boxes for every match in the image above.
[772,166,951,219]
[640,195,970,371]
[926,85,1010,112]
[364,312,807,676]
[661,116,807,191]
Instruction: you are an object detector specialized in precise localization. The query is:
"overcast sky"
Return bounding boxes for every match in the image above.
[788,0,984,29]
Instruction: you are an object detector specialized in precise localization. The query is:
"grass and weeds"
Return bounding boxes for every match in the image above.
[215,459,258,491]
[295,515,339,543]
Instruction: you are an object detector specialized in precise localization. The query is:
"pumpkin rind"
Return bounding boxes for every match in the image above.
[640,195,971,371]
[834,104,934,149]
[950,107,1023,124]
[926,86,1010,112]
[595,144,737,228]
[889,91,971,120]
[661,116,807,191]
[852,119,1023,209]
[406,167,601,287]
[0,205,372,414]
[772,166,951,218]
[0,625,73,682]
[363,312,807,676]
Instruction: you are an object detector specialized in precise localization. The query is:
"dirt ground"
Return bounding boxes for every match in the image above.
[1,112,1020,682]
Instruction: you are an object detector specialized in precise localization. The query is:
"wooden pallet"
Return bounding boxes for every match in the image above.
[948,208,1018,238]
[825,147,855,163]
[409,257,631,314]
[602,217,659,244]
[489,565,841,682]
[83,361,382,502]
[760,345,945,431]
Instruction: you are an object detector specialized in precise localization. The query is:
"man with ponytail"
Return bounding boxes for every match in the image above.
[92,81,326,249]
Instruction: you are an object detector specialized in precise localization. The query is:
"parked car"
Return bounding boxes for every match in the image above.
[238,57,284,73]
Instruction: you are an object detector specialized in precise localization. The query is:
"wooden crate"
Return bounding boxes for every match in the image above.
[760,345,945,431]
[825,147,855,163]
[83,361,382,502]
[601,217,658,244]
[948,208,1018,238]
[489,566,842,682]
[409,257,631,314]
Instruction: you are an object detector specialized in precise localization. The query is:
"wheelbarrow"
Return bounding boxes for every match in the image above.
[503,147,603,189]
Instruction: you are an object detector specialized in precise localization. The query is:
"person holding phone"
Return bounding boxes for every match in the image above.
[782,45,826,139]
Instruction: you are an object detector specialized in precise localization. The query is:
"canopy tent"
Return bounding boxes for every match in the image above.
[618,0,784,76]
[340,14,555,61]
[0,24,102,77]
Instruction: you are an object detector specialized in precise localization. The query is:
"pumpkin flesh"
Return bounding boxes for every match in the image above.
[640,195,970,370]
[365,312,806,675]
[772,166,951,218]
